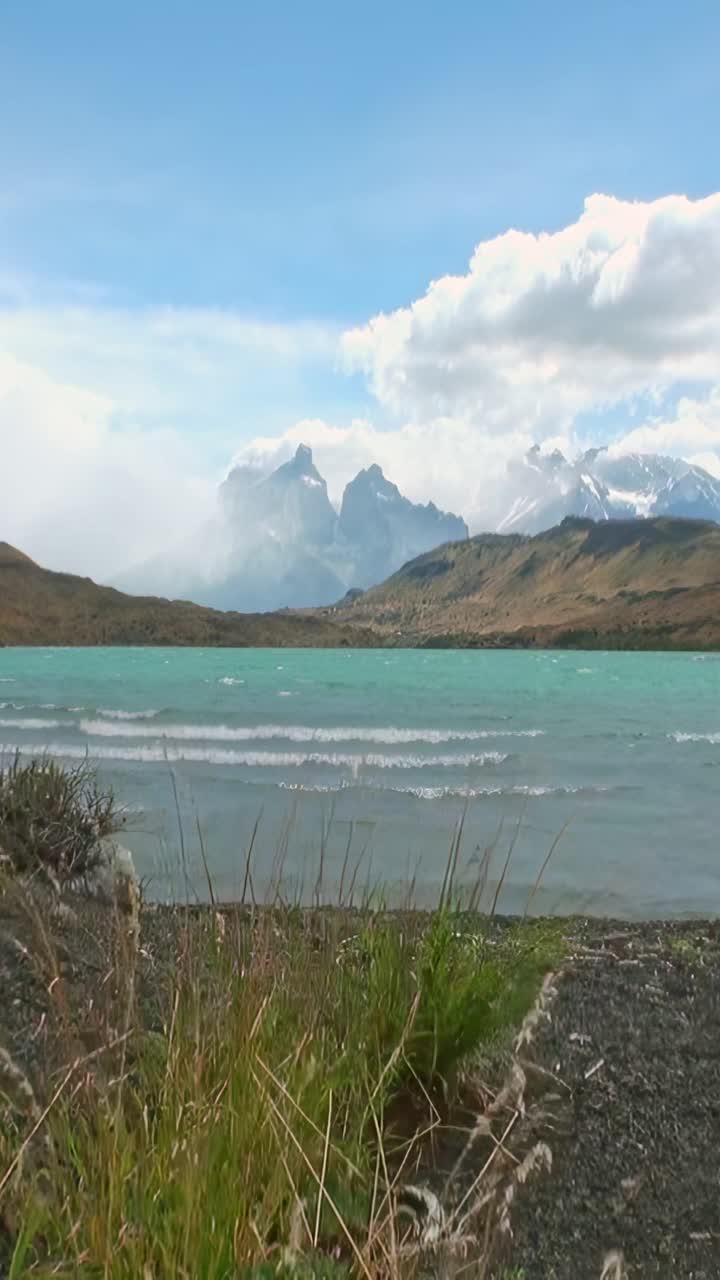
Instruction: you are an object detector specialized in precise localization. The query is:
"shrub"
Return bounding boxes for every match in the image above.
[0,754,120,883]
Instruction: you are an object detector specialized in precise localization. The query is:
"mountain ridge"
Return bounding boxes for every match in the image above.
[0,544,375,648]
[499,446,720,534]
[3,515,720,649]
[331,514,720,649]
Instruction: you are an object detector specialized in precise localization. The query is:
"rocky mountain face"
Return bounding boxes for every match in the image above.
[499,446,720,534]
[338,464,467,587]
[220,444,338,549]
[119,446,469,612]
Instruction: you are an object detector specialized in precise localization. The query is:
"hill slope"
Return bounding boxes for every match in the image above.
[332,517,720,649]
[0,544,373,647]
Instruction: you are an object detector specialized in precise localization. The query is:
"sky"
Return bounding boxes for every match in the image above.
[2,0,720,577]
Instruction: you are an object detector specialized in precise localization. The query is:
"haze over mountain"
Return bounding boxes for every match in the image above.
[117,445,468,611]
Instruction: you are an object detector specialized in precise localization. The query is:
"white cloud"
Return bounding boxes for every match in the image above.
[0,352,216,579]
[0,304,336,422]
[0,303,340,577]
[610,387,720,465]
[342,192,720,434]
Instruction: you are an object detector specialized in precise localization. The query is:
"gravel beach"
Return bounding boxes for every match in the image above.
[504,920,720,1279]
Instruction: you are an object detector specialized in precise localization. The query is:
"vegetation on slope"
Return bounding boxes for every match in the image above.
[5,514,719,650]
[0,543,374,648]
[334,516,720,649]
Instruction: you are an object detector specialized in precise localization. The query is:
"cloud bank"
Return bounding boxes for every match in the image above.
[2,191,720,573]
[0,352,216,579]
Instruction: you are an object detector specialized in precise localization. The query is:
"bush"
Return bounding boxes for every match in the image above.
[0,755,120,883]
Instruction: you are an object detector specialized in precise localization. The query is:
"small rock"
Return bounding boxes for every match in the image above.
[90,839,139,912]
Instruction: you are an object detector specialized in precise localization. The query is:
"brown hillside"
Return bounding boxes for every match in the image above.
[331,516,720,649]
[0,545,375,647]
[0,542,36,567]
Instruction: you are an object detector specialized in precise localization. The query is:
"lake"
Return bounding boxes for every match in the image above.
[0,646,718,917]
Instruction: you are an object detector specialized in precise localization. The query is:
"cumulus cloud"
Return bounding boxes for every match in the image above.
[342,192,720,434]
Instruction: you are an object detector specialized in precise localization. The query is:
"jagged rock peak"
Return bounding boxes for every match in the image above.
[290,443,314,471]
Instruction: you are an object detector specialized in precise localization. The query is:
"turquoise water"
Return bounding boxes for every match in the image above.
[0,647,718,917]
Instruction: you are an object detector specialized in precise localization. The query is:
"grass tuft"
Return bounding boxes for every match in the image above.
[0,902,560,1277]
[0,754,120,884]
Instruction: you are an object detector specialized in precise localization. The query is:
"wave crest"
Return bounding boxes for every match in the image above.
[4,742,507,770]
[78,719,542,745]
[671,731,720,744]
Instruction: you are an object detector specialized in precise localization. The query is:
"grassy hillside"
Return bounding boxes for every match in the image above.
[0,543,373,647]
[5,517,720,650]
[331,516,720,649]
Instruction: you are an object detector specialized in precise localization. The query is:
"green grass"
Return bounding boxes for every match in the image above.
[1,902,560,1278]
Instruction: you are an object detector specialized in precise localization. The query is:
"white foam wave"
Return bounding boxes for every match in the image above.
[279,781,614,799]
[78,719,543,745]
[97,708,159,721]
[671,731,720,744]
[0,718,63,731]
[0,678,15,684]
[6,742,507,770]
[1,703,85,714]
[219,677,244,686]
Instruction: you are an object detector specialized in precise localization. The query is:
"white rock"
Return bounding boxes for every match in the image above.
[92,838,139,911]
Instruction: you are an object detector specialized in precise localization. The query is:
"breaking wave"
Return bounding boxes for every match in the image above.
[97,708,160,721]
[670,731,720,744]
[0,717,63,731]
[3,742,508,770]
[77,719,543,745]
[279,781,620,799]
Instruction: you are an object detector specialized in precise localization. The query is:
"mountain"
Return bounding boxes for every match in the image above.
[4,518,720,650]
[0,544,373,647]
[220,443,338,549]
[332,516,720,649]
[120,445,469,611]
[499,446,720,534]
[338,464,468,587]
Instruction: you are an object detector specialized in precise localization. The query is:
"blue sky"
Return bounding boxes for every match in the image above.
[2,0,720,573]
[4,0,718,320]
